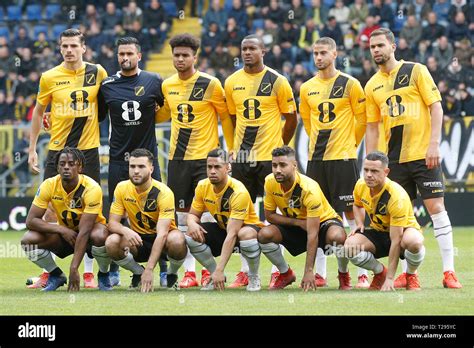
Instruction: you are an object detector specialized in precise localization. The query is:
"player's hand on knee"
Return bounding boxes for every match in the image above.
[124,230,142,247]
[28,151,40,175]
[140,269,154,293]
[59,227,77,246]
[68,268,80,292]
[349,225,364,237]
[301,271,316,292]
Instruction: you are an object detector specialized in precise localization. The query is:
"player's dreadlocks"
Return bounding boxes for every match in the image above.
[54,147,86,171]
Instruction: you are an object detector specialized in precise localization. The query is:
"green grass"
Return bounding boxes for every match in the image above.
[0,228,473,315]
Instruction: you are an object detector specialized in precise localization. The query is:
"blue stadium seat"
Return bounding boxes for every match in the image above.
[33,24,49,40]
[252,19,265,31]
[6,5,22,22]
[0,26,10,40]
[0,7,5,21]
[323,0,335,7]
[26,4,42,21]
[303,0,312,8]
[392,16,406,34]
[52,24,67,38]
[224,0,233,12]
[162,1,178,17]
[45,4,61,21]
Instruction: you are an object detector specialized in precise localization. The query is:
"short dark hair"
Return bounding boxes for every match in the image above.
[55,147,85,170]
[169,34,200,55]
[116,36,141,52]
[59,28,85,45]
[314,37,336,50]
[242,34,265,48]
[366,151,389,167]
[130,148,154,163]
[207,148,229,163]
[370,28,395,44]
[272,146,296,158]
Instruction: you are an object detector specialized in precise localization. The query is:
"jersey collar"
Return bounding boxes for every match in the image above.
[280,172,301,195]
[116,68,142,78]
[58,62,85,75]
[59,174,84,196]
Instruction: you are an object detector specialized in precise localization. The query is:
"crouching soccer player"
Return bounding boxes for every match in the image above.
[259,146,351,291]
[186,149,263,291]
[344,151,425,291]
[22,147,112,291]
[105,149,186,291]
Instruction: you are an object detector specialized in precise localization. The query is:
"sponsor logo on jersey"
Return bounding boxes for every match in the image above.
[373,85,384,92]
[273,192,283,197]
[204,199,215,204]
[88,202,100,208]
[168,91,179,95]
[125,198,137,203]
[52,196,63,201]
[308,91,319,96]
[339,195,354,201]
[233,86,245,91]
[423,181,443,188]
[55,81,70,86]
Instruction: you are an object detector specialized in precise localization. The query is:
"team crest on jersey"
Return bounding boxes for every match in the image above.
[377,203,387,215]
[135,86,145,96]
[221,198,230,211]
[260,83,272,94]
[86,73,96,85]
[145,199,157,211]
[332,86,344,97]
[70,197,83,209]
[192,87,204,99]
[398,74,409,86]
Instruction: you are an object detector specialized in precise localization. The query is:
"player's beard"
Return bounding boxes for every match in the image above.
[131,173,150,186]
[121,61,136,71]
[373,53,389,66]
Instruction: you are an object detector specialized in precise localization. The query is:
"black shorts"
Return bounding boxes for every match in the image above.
[231,161,272,203]
[199,222,261,257]
[54,234,93,259]
[134,233,168,263]
[44,148,100,183]
[355,228,405,260]
[167,159,207,209]
[388,159,445,200]
[273,218,343,257]
[108,159,161,203]
[306,159,359,213]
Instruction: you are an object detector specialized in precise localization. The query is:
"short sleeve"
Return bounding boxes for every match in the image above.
[224,77,236,115]
[191,182,206,213]
[303,187,324,218]
[263,179,277,211]
[350,80,367,125]
[353,180,363,207]
[229,192,251,220]
[298,84,312,136]
[365,85,381,123]
[36,74,52,106]
[32,180,52,209]
[388,193,411,227]
[83,185,103,215]
[416,64,442,107]
[110,185,125,216]
[276,77,296,114]
[158,186,176,220]
[210,79,228,116]
[155,74,165,107]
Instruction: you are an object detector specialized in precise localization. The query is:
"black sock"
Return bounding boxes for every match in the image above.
[49,267,63,277]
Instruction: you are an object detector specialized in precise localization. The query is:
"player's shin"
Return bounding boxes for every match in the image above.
[91,246,112,273]
[25,248,62,274]
[332,246,349,273]
[431,211,454,272]
[315,247,327,278]
[184,235,216,273]
[404,246,425,274]
[349,251,384,274]
[239,239,261,276]
[260,242,289,273]
[83,253,94,273]
[114,253,144,275]
[168,256,185,275]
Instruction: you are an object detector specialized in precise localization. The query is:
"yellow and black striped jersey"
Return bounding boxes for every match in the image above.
[224,66,296,161]
[32,174,106,230]
[161,71,234,160]
[264,172,340,222]
[353,178,421,233]
[191,177,264,230]
[299,71,366,160]
[37,62,107,151]
[365,61,441,163]
[110,179,177,234]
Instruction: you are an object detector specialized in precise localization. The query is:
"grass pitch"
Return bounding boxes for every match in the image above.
[0,228,472,315]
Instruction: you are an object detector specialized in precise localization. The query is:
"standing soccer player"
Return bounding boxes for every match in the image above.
[99,37,169,286]
[27,29,107,289]
[186,149,263,291]
[345,151,425,291]
[224,35,297,287]
[299,37,369,288]
[158,34,234,288]
[365,28,461,288]
[22,147,113,291]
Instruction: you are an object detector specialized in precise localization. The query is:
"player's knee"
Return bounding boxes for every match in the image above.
[105,234,122,257]
[257,227,274,244]
[237,227,257,241]
[20,231,35,247]
[166,231,186,251]
[89,226,108,246]
[330,227,346,246]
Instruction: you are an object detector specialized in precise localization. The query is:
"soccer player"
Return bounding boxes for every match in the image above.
[99,36,168,286]
[344,151,425,291]
[364,28,461,288]
[259,146,351,291]
[185,149,263,291]
[21,147,113,291]
[157,34,234,288]
[105,149,186,291]
[27,29,107,288]
[224,34,297,287]
[299,37,369,288]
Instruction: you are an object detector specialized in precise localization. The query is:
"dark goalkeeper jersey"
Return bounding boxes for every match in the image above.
[99,69,164,162]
